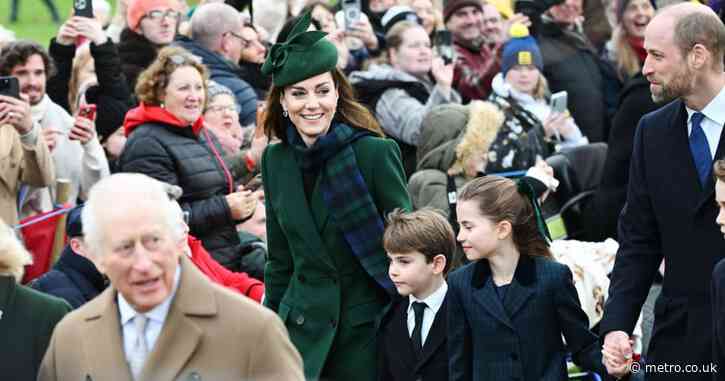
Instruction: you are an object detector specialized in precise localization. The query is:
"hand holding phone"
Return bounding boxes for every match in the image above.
[0,76,21,99]
[78,104,97,121]
[342,0,362,30]
[549,91,568,114]
[70,105,97,143]
[434,30,455,65]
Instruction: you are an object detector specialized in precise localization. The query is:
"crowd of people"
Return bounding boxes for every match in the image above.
[1,0,725,380]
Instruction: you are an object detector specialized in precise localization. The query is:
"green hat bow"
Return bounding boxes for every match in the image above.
[261,11,339,87]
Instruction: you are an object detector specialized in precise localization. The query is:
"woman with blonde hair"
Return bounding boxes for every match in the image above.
[118,46,259,273]
[0,218,70,380]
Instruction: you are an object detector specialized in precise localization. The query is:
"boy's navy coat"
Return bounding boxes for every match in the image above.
[447,255,606,381]
[378,295,448,381]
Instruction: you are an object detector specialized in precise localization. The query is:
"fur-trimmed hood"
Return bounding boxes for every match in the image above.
[416,100,504,173]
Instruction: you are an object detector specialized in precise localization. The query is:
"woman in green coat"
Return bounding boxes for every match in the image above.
[260,12,412,381]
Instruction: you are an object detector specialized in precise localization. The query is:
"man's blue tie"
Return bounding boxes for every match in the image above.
[689,112,712,186]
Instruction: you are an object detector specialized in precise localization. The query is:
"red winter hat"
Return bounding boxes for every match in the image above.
[443,0,483,22]
[126,0,180,32]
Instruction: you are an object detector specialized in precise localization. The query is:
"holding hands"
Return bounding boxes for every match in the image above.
[602,330,635,379]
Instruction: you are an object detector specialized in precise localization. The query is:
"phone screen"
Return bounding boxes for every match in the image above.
[343,0,361,30]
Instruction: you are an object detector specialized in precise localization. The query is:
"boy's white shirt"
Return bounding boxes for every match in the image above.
[407,281,448,346]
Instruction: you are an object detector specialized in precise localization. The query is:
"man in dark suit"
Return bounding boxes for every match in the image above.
[378,209,455,381]
[600,4,725,380]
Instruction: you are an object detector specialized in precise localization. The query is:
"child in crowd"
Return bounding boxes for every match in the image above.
[448,176,605,381]
[379,208,455,381]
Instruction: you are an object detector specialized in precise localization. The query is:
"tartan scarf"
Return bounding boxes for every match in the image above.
[287,122,395,295]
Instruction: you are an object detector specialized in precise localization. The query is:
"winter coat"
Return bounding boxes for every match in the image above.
[0,123,54,225]
[262,134,411,381]
[349,64,461,177]
[30,245,106,309]
[118,104,244,272]
[19,95,110,218]
[117,28,158,94]
[585,73,659,241]
[187,235,264,302]
[46,38,132,142]
[537,18,610,143]
[0,275,70,381]
[486,77,551,173]
[175,36,258,126]
[452,38,502,103]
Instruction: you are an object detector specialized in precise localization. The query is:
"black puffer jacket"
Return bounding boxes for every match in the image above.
[537,19,611,143]
[46,38,132,142]
[117,28,158,94]
[118,107,243,271]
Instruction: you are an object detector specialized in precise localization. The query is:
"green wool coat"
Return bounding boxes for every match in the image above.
[0,275,71,380]
[262,136,411,381]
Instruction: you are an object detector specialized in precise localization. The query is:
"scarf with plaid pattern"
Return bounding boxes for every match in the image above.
[287,122,395,295]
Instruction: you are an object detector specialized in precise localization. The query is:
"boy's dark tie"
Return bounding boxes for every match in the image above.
[689,112,712,186]
[411,301,427,354]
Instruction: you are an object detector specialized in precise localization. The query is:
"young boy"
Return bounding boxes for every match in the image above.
[378,208,455,381]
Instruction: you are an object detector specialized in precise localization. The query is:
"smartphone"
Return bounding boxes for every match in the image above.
[434,30,455,65]
[0,76,21,99]
[78,104,97,121]
[342,0,362,30]
[73,0,94,18]
[550,91,568,114]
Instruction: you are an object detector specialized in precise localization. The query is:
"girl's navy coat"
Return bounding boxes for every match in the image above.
[447,254,606,381]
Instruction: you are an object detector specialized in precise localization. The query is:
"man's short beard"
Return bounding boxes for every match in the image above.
[651,66,694,103]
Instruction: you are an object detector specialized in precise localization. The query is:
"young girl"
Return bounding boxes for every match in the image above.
[447,175,605,380]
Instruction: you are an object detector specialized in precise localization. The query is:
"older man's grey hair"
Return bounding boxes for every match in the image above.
[191,3,243,51]
[81,173,184,255]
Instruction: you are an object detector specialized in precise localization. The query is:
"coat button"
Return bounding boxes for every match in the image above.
[330,319,337,328]
[189,371,201,380]
[298,274,305,283]
[296,315,305,325]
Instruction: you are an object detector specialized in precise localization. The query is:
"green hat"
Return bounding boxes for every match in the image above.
[261,11,339,87]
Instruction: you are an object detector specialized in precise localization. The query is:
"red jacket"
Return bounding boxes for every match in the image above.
[187,235,264,303]
[452,39,502,102]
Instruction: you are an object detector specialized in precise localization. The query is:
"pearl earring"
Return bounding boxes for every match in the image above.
[283,110,288,117]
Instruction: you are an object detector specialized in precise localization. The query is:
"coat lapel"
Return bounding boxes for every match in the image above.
[141,256,213,381]
[277,148,336,269]
[415,297,447,371]
[503,256,537,318]
[392,299,418,369]
[471,260,515,330]
[80,288,134,381]
[309,175,331,234]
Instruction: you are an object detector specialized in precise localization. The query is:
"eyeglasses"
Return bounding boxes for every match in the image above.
[225,31,254,49]
[206,104,240,114]
[146,9,180,21]
[168,54,202,65]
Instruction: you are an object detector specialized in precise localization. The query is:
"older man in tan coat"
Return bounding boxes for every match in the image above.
[0,93,54,225]
[38,173,304,381]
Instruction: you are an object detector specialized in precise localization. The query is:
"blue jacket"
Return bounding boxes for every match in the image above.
[175,36,258,126]
[447,255,605,381]
[31,246,106,309]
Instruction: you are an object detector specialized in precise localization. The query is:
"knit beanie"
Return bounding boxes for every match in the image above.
[126,0,180,32]
[500,24,543,76]
[443,0,482,22]
[616,0,656,23]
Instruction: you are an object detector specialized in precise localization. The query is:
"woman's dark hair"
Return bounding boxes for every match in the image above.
[263,67,384,143]
[0,40,56,78]
[457,176,552,258]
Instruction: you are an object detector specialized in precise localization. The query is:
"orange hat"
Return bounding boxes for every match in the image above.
[126,0,180,32]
